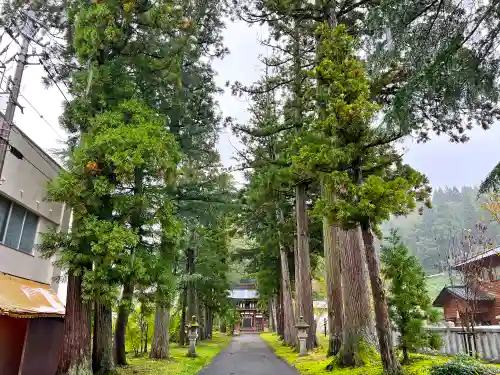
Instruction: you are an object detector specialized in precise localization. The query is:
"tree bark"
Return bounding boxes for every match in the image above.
[294,237,302,318]
[278,206,297,347]
[196,302,206,341]
[277,285,284,339]
[56,273,92,375]
[186,248,196,321]
[295,183,317,349]
[144,322,148,354]
[402,346,409,365]
[269,297,277,332]
[180,287,187,345]
[280,243,297,346]
[206,309,213,338]
[92,302,114,375]
[361,221,402,375]
[339,227,373,367]
[322,189,344,356]
[150,305,171,359]
[115,281,134,366]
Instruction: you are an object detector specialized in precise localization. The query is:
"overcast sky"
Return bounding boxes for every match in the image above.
[2,19,500,191]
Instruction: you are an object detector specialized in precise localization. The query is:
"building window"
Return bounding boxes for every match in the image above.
[0,195,39,254]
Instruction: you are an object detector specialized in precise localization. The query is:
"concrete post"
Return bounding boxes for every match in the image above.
[295,316,310,357]
[187,315,199,358]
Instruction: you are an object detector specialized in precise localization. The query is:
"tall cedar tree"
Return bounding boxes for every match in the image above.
[232,0,500,361]
[38,0,183,373]
[231,13,320,350]
[1,0,230,359]
[293,24,432,374]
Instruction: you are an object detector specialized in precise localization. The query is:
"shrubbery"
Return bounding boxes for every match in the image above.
[430,355,499,375]
[169,312,182,343]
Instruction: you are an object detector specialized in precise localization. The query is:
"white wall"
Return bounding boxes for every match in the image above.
[0,125,70,285]
[419,326,500,363]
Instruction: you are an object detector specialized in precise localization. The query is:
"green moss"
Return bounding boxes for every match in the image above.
[116,333,231,375]
[336,335,379,368]
[67,359,93,375]
[260,332,481,375]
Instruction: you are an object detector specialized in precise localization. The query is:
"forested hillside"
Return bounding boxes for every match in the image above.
[381,186,500,273]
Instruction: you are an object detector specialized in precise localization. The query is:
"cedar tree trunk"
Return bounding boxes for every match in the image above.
[340,227,373,367]
[115,281,134,366]
[150,305,171,359]
[323,213,344,356]
[361,221,402,375]
[295,183,317,349]
[280,240,297,346]
[92,302,114,375]
[56,273,92,375]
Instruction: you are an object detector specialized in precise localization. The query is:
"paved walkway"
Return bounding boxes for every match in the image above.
[198,334,298,375]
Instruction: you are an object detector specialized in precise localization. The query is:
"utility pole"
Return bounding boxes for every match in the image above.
[0,9,38,176]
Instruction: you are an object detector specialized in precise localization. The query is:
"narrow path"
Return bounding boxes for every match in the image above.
[198,334,298,375]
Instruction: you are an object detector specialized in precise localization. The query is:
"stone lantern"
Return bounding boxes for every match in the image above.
[187,315,199,357]
[295,315,310,357]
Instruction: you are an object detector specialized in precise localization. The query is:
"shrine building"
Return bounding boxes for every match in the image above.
[228,280,266,332]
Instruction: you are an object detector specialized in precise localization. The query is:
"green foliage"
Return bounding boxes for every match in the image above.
[117,333,231,375]
[292,24,431,234]
[381,186,500,273]
[36,0,187,311]
[219,306,241,333]
[381,230,442,358]
[427,333,444,352]
[169,312,182,344]
[430,355,499,375]
[126,302,155,356]
[479,163,500,195]
[367,0,500,144]
[260,332,461,375]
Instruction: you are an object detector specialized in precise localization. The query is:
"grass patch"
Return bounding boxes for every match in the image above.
[261,332,453,375]
[117,333,231,375]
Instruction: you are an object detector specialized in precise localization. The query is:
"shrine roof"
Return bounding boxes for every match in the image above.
[433,285,495,307]
[228,288,258,299]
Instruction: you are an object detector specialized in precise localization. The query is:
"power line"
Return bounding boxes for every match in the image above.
[0,134,56,180]
[18,92,65,140]
[39,58,69,103]
[11,126,62,175]
[14,148,53,180]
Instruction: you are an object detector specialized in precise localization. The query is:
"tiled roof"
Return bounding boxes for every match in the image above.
[433,285,495,307]
[453,247,500,269]
[228,289,258,299]
[448,286,494,301]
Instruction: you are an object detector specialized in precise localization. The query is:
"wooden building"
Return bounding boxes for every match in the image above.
[228,282,266,332]
[433,248,500,325]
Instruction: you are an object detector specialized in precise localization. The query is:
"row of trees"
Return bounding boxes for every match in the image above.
[231,0,500,374]
[2,0,500,374]
[1,0,237,374]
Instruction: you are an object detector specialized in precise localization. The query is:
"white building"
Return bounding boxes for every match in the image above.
[0,123,71,288]
[0,120,68,375]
